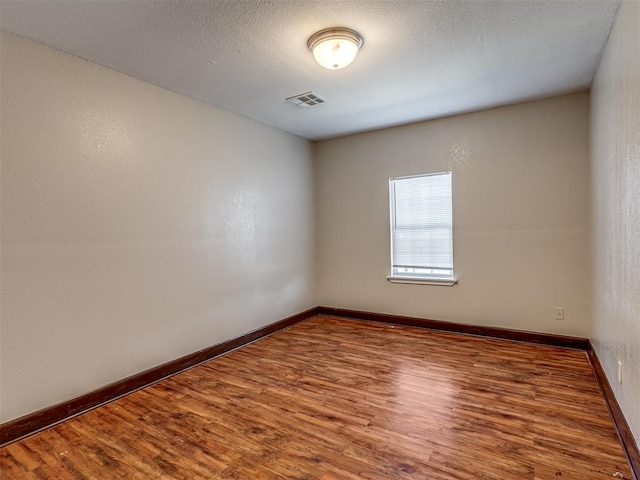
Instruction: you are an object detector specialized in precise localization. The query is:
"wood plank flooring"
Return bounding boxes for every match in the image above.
[0,315,633,479]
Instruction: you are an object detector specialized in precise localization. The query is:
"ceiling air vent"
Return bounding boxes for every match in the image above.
[286,91,326,108]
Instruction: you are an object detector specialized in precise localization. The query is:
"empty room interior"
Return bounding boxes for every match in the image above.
[0,0,639,478]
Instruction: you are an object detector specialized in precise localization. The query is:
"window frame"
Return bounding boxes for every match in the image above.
[387,171,457,286]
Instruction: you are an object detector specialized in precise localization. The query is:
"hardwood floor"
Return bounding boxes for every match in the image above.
[0,315,633,479]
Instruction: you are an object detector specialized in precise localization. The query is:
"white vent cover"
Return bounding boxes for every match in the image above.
[286,91,326,108]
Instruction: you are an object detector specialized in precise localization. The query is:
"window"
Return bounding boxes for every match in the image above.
[388,172,456,285]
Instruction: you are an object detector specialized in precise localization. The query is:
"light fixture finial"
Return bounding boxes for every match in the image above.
[307,27,363,70]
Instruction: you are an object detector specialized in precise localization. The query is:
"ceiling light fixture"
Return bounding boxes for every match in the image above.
[307,27,363,70]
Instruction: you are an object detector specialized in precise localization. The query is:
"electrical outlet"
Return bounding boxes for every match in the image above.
[618,360,623,386]
[554,307,564,320]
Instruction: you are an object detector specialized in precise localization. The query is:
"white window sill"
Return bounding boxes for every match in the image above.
[387,275,458,286]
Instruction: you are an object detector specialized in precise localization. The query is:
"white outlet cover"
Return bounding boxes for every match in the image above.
[617,360,623,385]
[554,307,564,320]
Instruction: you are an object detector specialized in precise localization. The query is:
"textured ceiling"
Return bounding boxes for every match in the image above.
[0,0,621,140]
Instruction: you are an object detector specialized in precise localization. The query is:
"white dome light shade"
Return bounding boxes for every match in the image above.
[307,28,363,70]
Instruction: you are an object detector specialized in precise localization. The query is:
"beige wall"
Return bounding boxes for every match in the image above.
[315,93,591,336]
[590,0,640,445]
[0,33,316,423]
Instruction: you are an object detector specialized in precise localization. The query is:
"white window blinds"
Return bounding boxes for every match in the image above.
[389,172,454,280]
